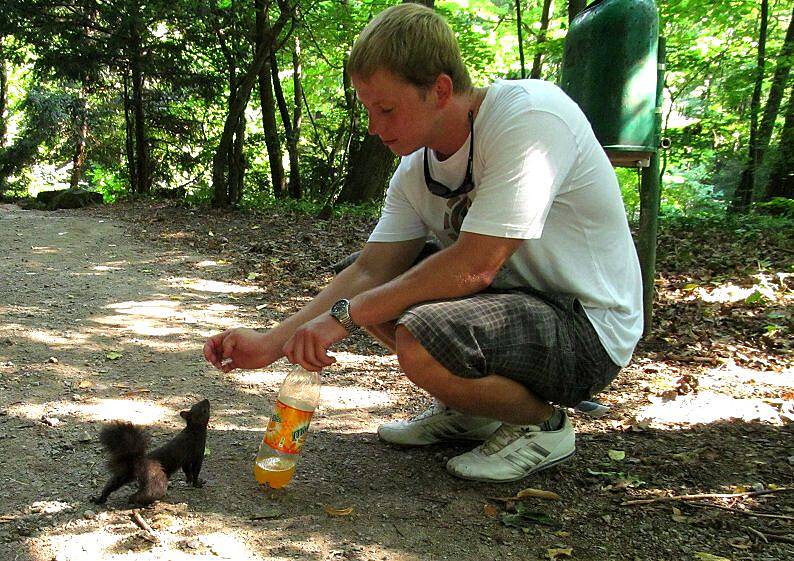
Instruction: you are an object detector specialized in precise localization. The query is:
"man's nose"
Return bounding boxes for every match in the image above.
[367,113,381,136]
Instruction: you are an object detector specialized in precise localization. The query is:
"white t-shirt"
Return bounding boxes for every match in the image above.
[368,79,643,366]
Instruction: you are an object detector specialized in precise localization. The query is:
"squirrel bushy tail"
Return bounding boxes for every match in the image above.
[99,422,150,475]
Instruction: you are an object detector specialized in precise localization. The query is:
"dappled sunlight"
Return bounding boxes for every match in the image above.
[701,361,794,388]
[636,391,791,428]
[106,300,184,319]
[0,305,45,317]
[92,265,123,272]
[0,324,92,348]
[46,530,120,561]
[321,385,392,411]
[30,245,59,254]
[226,367,291,390]
[330,351,397,367]
[194,259,231,269]
[167,276,262,295]
[93,299,244,338]
[682,272,791,305]
[6,398,172,425]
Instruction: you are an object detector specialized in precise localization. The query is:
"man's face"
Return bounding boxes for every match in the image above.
[352,69,440,156]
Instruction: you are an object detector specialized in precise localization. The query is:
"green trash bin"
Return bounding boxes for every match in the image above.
[561,0,659,167]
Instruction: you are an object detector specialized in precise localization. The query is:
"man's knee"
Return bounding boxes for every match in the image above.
[395,325,436,385]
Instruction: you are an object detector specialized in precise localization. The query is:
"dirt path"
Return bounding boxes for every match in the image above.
[0,204,791,561]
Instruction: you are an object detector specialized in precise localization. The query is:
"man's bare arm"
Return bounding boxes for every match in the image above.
[349,232,524,327]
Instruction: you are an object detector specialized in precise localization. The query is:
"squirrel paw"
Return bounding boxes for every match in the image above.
[90,495,107,505]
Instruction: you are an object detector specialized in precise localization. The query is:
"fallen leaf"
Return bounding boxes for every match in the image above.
[500,503,557,529]
[671,506,688,523]
[78,380,93,388]
[105,351,123,361]
[608,449,626,461]
[324,506,354,517]
[547,547,573,559]
[483,504,499,518]
[694,553,732,561]
[491,488,560,502]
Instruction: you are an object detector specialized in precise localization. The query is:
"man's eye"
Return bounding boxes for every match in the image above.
[381,108,394,114]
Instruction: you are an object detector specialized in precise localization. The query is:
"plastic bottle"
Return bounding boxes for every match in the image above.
[253,366,321,489]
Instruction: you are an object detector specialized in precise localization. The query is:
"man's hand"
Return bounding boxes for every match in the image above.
[203,328,279,372]
[283,314,348,371]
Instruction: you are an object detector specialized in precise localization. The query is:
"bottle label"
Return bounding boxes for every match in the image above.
[263,400,314,455]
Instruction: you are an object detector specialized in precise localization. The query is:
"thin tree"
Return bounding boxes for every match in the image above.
[731,0,769,213]
[255,0,285,198]
[764,85,793,200]
[515,0,526,79]
[0,35,7,149]
[530,0,554,79]
[754,7,794,200]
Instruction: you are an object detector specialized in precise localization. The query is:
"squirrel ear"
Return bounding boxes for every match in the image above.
[180,410,189,419]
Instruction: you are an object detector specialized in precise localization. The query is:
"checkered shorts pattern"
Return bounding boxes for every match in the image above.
[397,287,620,407]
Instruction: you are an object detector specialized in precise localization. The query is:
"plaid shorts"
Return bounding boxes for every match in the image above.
[334,244,620,407]
[397,287,620,407]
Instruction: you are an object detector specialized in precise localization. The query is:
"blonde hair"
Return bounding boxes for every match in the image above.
[348,3,472,94]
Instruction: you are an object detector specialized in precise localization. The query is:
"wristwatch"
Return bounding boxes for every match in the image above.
[330,299,358,332]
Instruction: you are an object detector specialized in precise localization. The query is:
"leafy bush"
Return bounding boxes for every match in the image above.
[86,165,126,203]
[754,197,794,219]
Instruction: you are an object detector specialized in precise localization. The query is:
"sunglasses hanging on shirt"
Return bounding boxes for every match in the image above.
[423,110,475,199]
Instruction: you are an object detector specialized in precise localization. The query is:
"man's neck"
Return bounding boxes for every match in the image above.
[431,87,486,160]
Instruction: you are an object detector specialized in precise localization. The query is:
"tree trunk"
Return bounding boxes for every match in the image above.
[731,0,769,213]
[336,133,396,204]
[530,0,554,79]
[123,65,137,193]
[212,0,295,207]
[130,21,150,194]
[229,109,246,204]
[288,36,302,199]
[764,85,794,200]
[515,0,526,79]
[255,0,285,198]
[0,42,7,149]
[69,86,89,190]
[270,51,301,199]
[568,0,586,24]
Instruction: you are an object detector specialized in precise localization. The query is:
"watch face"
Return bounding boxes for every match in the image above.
[331,299,347,316]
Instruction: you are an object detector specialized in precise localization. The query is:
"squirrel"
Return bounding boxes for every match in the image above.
[91,398,210,506]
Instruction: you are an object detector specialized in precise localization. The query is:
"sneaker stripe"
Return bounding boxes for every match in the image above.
[530,442,550,456]
[512,445,548,466]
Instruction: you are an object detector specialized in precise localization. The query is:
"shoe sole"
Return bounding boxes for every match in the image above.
[573,401,610,418]
[446,449,576,483]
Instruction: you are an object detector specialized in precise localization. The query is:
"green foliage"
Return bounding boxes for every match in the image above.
[754,197,794,219]
[1,0,791,216]
[86,165,126,203]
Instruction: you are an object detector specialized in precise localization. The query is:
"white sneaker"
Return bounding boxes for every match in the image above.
[446,410,575,482]
[377,401,501,446]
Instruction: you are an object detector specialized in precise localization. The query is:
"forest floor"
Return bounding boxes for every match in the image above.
[0,200,791,561]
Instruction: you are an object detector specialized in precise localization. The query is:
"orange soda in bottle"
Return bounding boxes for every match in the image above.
[254,366,320,489]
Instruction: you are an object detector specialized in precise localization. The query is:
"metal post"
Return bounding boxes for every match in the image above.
[637,36,666,336]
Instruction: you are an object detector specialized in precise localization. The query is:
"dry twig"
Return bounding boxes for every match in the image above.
[130,510,159,543]
[621,487,791,506]
[687,501,794,521]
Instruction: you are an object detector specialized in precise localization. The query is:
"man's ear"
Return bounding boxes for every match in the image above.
[433,74,454,108]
